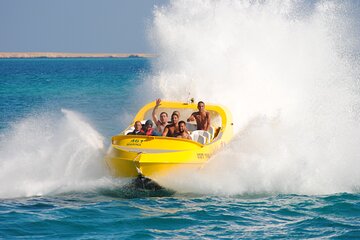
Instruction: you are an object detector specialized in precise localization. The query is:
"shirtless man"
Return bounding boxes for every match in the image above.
[187,101,211,131]
[152,98,169,134]
[176,121,192,140]
[162,112,180,137]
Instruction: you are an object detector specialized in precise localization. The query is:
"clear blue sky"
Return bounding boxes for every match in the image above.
[0,0,168,53]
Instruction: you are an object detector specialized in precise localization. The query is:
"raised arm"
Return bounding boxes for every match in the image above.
[187,113,195,122]
[152,98,161,125]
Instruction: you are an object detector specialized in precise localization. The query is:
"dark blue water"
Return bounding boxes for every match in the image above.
[0,59,359,239]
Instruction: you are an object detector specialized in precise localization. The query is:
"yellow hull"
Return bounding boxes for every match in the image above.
[105,101,233,179]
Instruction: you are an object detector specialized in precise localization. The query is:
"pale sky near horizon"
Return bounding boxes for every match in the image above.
[0,0,169,53]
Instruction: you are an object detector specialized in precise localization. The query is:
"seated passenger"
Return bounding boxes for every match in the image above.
[176,121,192,140]
[172,110,180,119]
[152,98,169,134]
[187,101,211,131]
[143,119,155,136]
[162,112,180,137]
[127,121,145,135]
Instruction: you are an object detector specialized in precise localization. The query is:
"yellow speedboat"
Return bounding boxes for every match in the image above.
[105,100,233,180]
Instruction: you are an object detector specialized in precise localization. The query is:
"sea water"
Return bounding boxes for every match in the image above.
[0,58,359,239]
[1,0,360,238]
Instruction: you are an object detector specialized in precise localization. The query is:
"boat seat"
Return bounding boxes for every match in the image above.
[191,130,211,144]
[202,131,211,143]
[190,131,201,143]
[191,133,206,144]
[197,135,206,144]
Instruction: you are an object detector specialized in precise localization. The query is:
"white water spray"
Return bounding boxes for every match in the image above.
[149,0,360,194]
[0,109,111,199]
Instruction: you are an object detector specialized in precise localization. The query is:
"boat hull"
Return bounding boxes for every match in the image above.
[105,135,217,178]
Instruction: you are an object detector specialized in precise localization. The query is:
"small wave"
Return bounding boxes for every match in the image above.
[0,109,108,199]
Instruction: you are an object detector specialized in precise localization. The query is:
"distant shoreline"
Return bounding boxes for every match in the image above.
[0,52,157,59]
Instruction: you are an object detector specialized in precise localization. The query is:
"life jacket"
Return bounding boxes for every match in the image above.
[145,128,154,136]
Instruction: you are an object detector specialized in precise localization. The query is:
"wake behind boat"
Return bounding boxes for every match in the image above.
[105,100,234,182]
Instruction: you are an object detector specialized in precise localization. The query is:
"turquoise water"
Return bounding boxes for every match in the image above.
[1,193,359,239]
[0,58,148,137]
[0,59,359,239]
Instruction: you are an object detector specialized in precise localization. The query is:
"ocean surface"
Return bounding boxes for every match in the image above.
[0,58,359,239]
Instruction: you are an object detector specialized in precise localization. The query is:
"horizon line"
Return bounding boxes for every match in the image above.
[0,52,157,58]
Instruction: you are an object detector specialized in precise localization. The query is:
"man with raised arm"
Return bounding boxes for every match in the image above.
[152,98,169,134]
[187,101,211,131]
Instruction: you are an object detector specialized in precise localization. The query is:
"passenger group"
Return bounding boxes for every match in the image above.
[127,99,211,141]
